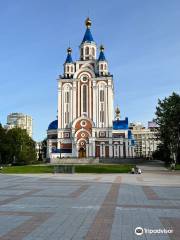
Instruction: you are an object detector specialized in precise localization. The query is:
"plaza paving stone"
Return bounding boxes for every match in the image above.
[0,171,179,240]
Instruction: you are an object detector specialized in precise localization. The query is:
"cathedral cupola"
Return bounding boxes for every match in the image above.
[98,45,108,76]
[115,106,120,120]
[64,47,75,78]
[80,17,97,60]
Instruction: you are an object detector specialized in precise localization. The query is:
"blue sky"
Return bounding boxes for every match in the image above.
[0,0,180,141]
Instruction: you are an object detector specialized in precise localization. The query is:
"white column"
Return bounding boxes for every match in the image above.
[78,81,80,117]
[89,80,92,119]
[72,141,75,157]
[125,140,129,158]
[92,141,96,157]
[102,144,105,157]
[57,139,61,149]
[72,81,76,121]
[105,85,108,127]
[47,140,52,158]
[108,80,113,127]
[58,81,62,128]
[113,145,116,157]
[129,146,132,157]
[88,142,92,157]
[62,90,64,128]
[109,140,113,157]
[120,144,123,157]
[86,144,89,157]
[117,145,120,157]
[92,81,97,126]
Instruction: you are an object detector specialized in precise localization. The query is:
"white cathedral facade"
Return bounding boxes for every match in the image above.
[47,18,136,161]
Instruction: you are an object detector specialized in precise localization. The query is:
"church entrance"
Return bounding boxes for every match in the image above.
[79,147,86,158]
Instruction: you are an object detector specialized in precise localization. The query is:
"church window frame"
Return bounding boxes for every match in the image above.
[65,91,70,103]
[100,89,104,102]
[82,84,87,113]
[81,75,88,83]
[80,120,87,127]
[92,47,95,56]
[63,83,72,128]
[100,103,104,123]
[85,46,89,55]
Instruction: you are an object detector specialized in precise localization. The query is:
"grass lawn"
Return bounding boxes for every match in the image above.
[75,164,134,173]
[175,164,180,170]
[0,164,134,174]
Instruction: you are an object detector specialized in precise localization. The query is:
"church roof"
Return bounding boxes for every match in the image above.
[65,53,73,63]
[48,120,58,130]
[82,28,94,43]
[113,117,129,130]
[65,47,73,64]
[98,51,106,61]
[98,45,106,61]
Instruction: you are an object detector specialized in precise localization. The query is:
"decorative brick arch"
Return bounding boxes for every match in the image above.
[75,128,91,140]
[72,116,95,129]
[74,68,95,79]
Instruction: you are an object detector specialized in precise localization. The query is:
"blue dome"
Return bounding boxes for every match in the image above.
[82,28,94,43]
[48,120,58,130]
[113,117,128,130]
[65,53,73,63]
[98,51,106,61]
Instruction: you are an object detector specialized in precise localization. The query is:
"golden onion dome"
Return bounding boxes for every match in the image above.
[115,106,120,116]
[85,17,92,28]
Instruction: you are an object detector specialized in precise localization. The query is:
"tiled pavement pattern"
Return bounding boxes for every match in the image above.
[0,172,179,240]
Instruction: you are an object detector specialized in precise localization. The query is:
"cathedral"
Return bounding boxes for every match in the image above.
[47,18,136,161]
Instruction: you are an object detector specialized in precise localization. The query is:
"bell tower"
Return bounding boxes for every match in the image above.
[80,17,97,60]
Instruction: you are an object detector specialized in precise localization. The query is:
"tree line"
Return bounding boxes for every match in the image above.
[0,125,37,165]
[154,92,180,164]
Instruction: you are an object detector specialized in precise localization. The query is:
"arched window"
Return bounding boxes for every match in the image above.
[65,92,70,103]
[92,48,95,56]
[65,104,69,125]
[100,64,103,70]
[100,90,104,102]
[100,103,104,123]
[71,66,73,72]
[85,47,89,55]
[67,66,69,72]
[81,48,83,57]
[83,85,87,113]
[104,64,107,70]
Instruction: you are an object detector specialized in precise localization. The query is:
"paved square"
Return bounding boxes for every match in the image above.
[0,172,180,240]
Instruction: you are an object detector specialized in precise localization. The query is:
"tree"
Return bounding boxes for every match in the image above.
[155,92,180,164]
[41,138,47,160]
[0,126,37,165]
[0,124,9,164]
[6,127,37,165]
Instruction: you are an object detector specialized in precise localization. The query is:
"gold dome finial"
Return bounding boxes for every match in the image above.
[85,17,91,28]
[115,106,120,119]
[67,47,72,54]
